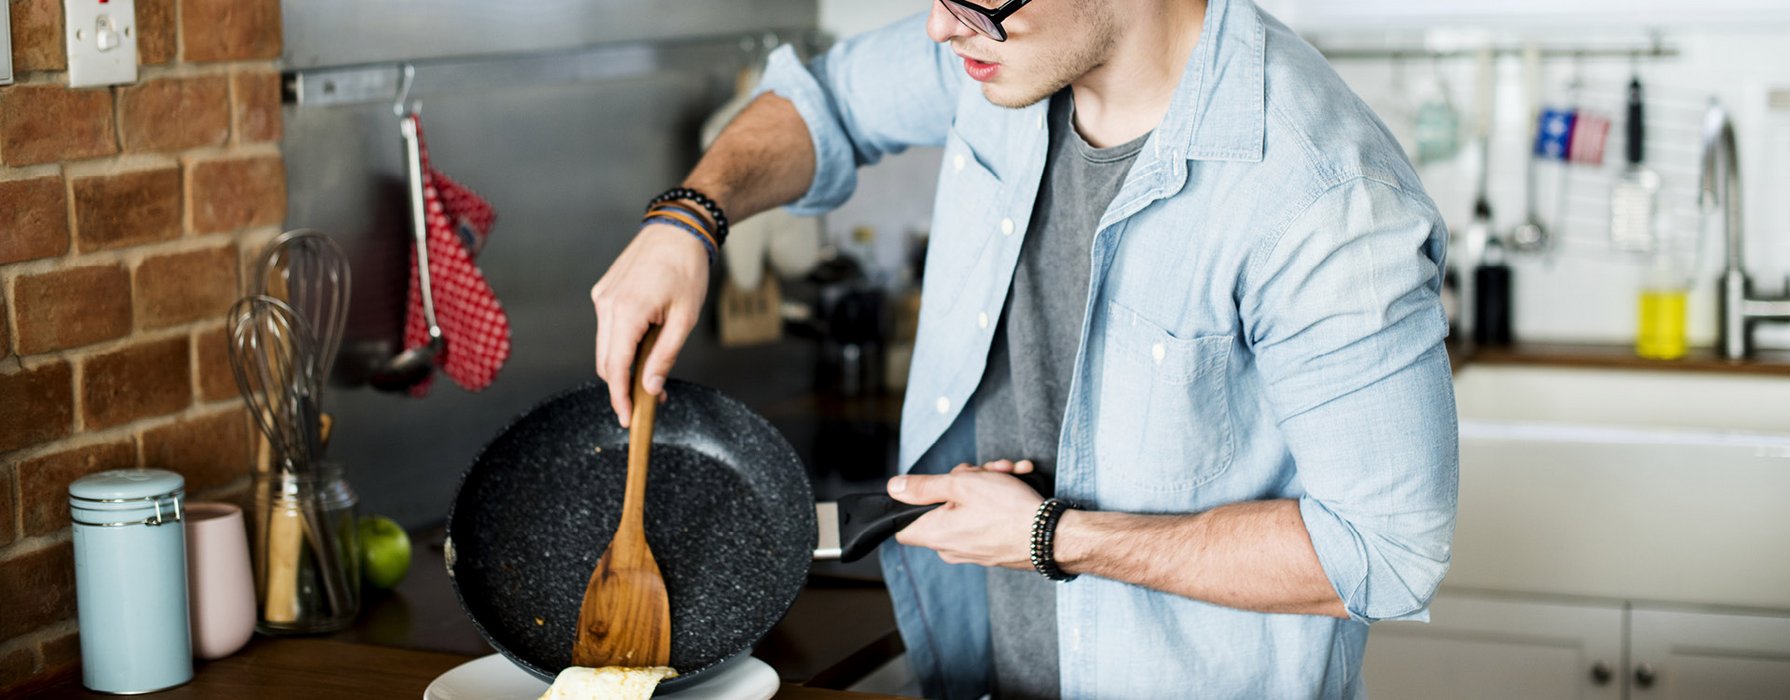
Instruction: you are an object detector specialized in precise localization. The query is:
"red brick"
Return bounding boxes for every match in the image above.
[9,0,65,72]
[137,0,177,65]
[1,289,9,359]
[80,336,191,429]
[0,644,36,694]
[40,629,79,678]
[12,265,132,354]
[232,70,283,144]
[195,326,238,402]
[71,167,183,251]
[0,465,16,546]
[16,441,136,537]
[0,542,77,640]
[135,245,239,329]
[119,76,231,153]
[0,85,116,166]
[0,177,71,265]
[187,156,285,234]
[0,361,73,454]
[180,0,281,62]
[141,408,250,493]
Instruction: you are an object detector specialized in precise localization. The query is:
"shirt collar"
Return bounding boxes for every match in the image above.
[1158,0,1266,163]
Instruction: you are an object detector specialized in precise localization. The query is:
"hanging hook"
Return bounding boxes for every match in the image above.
[393,63,416,118]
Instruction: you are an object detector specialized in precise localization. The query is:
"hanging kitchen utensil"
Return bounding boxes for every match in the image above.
[369,80,446,391]
[376,108,510,396]
[1612,72,1661,253]
[572,328,672,669]
[1510,43,1551,254]
[446,377,1046,692]
[1412,54,1461,166]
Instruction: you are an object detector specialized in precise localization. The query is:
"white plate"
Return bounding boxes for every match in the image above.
[423,653,780,700]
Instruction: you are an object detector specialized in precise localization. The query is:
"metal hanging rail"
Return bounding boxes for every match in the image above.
[283,28,827,109]
[1316,41,1676,62]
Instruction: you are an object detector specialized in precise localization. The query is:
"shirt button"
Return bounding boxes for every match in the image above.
[1001,218,1015,235]
[977,311,989,329]
[935,396,951,414]
[1036,112,1045,130]
[1152,342,1166,363]
[953,154,966,173]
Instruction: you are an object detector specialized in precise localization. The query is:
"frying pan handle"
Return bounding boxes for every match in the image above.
[835,496,939,563]
[825,471,1054,564]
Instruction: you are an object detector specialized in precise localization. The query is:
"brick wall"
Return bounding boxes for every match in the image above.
[0,0,284,691]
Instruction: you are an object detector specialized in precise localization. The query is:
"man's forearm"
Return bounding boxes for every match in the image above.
[681,93,816,222]
[1054,499,1349,618]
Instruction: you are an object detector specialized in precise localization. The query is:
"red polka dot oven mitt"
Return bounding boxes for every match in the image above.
[402,114,511,397]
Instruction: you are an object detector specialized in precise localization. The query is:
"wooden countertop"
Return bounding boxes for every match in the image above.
[17,638,908,699]
[19,531,908,699]
[1451,341,1790,377]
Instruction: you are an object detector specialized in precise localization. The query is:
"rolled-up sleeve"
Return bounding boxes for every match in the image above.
[1240,177,1459,624]
[754,13,963,215]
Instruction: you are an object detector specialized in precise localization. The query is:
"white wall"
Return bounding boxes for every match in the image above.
[815,1,1790,350]
[1319,24,1790,348]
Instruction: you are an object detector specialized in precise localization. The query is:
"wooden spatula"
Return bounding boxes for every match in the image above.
[573,327,672,668]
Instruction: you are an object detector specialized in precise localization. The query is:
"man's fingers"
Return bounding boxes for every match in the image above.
[1014,460,1035,474]
[982,460,1016,473]
[603,317,649,428]
[887,474,955,505]
[640,311,695,396]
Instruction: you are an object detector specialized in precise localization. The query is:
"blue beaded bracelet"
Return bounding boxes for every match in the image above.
[644,215,717,263]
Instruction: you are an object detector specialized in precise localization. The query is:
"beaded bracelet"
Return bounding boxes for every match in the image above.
[1030,498,1079,582]
[647,187,730,247]
[643,215,717,263]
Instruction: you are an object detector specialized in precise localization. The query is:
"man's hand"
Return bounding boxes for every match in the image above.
[888,461,1045,569]
[590,224,709,427]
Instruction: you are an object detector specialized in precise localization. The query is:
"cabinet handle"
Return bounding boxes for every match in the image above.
[1590,661,1613,686]
[1635,663,1658,689]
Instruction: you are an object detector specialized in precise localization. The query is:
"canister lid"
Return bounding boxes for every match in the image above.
[70,469,184,502]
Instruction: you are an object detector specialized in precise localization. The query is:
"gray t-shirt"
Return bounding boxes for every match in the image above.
[973,89,1150,700]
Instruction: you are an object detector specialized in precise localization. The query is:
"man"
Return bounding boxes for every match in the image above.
[590,0,1459,697]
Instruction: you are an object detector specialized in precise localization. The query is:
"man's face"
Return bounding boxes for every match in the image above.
[926,0,1120,109]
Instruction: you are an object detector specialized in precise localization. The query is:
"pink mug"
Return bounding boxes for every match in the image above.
[185,502,256,659]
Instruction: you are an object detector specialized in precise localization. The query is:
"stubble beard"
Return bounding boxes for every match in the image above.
[979,5,1120,109]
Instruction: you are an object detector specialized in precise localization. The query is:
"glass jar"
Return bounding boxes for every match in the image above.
[252,463,361,634]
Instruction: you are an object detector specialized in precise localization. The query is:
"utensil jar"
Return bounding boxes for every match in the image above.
[253,463,361,633]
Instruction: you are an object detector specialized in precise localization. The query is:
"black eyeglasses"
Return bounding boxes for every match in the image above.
[938,0,1035,42]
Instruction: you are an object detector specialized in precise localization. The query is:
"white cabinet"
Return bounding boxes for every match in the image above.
[1365,595,1624,700]
[1630,607,1790,699]
[1367,594,1790,699]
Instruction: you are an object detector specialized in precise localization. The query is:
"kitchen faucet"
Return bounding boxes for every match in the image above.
[1704,99,1790,359]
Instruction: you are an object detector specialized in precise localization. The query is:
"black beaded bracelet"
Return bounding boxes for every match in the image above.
[1030,498,1078,582]
[647,187,730,247]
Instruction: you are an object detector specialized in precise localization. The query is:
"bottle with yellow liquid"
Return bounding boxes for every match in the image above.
[1637,287,1688,359]
[1634,212,1697,360]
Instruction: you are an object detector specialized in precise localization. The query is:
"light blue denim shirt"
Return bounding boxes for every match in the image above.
[760,1,1459,697]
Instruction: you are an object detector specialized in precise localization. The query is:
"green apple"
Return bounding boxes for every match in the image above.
[358,514,412,589]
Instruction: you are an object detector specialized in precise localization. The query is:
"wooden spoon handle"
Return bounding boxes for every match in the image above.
[621,326,661,535]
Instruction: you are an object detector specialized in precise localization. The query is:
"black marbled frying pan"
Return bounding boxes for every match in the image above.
[444,379,933,692]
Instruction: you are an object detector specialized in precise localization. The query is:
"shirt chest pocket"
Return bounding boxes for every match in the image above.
[1093,301,1236,493]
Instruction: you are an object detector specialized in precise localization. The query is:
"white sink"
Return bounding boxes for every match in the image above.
[1447,365,1790,610]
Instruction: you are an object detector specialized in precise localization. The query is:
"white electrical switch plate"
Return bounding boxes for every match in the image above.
[1,2,15,86]
[65,0,137,88]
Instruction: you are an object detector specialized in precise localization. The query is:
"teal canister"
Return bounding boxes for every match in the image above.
[69,469,193,694]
